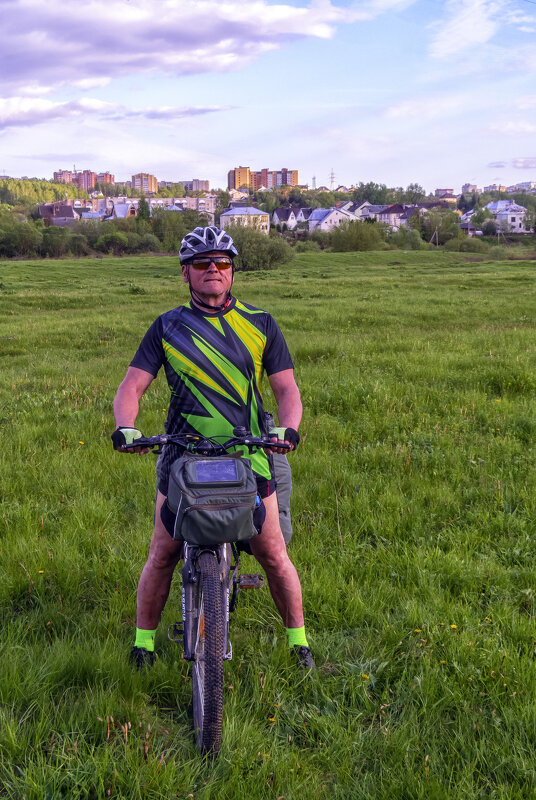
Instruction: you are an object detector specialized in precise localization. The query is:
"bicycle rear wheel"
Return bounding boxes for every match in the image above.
[192,551,224,755]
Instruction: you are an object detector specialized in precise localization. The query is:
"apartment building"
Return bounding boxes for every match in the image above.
[132,173,158,194]
[227,166,251,191]
[178,179,210,192]
[72,170,96,191]
[227,166,299,190]
[96,172,115,184]
[53,169,72,184]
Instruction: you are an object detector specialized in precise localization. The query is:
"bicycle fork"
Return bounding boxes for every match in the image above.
[169,544,232,660]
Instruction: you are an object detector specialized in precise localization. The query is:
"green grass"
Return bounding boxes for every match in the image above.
[1,251,536,798]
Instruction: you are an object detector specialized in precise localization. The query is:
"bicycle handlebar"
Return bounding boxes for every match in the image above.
[120,430,292,455]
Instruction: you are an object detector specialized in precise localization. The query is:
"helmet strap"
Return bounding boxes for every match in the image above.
[189,285,233,313]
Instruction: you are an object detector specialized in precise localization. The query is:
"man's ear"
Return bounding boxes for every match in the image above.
[181,265,189,283]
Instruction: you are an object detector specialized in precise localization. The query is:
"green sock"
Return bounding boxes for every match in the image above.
[134,628,157,652]
[286,626,309,648]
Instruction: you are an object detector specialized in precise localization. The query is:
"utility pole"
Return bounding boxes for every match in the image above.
[330,168,335,192]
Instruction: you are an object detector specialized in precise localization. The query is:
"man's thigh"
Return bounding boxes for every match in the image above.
[249,491,287,563]
[147,490,183,562]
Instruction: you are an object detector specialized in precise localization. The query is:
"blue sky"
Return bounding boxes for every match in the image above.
[1,0,536,193]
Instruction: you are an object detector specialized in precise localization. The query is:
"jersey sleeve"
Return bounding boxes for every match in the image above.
[129,317,165,377]
[262,314,294,376]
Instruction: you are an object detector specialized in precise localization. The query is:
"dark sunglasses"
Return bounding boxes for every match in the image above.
[190,256,233,270]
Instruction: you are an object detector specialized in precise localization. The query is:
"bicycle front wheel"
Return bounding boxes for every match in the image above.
[192,551,224,755]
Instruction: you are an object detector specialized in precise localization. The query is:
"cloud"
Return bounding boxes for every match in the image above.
[72,77,112,90]
[516,95,536,110]
[512,157,536,170]
[0,96,234,130]
[1,0,356,92]
[428,0,502,58]
[384,93,470,121]
[491,120,536,134]
[487,161,507,169]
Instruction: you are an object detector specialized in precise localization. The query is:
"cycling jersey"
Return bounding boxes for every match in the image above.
[130,296,293,481]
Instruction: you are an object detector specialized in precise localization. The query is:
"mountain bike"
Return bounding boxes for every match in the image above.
[123,428,291,756]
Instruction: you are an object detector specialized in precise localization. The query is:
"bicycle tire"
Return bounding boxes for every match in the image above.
[192,550,224,755]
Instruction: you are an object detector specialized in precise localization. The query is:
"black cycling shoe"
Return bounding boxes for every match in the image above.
[292,645,316,671]
[129,646,155,670]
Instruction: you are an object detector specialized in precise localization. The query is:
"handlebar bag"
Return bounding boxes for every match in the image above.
[166,454,259,545]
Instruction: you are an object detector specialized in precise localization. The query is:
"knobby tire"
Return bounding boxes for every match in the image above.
[192,551,224,755]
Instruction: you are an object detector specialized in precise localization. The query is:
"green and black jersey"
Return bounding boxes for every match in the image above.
[130,297,293,481]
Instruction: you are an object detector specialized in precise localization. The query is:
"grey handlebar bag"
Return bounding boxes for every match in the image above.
[166,453,260,545]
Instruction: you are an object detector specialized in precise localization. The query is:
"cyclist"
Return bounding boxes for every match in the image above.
[111,226,314,670]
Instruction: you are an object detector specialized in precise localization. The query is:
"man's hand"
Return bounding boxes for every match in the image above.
[111,427,149,454]
[265,426,300,455]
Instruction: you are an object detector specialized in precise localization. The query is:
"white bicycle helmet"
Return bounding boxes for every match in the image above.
[179,226,238,264]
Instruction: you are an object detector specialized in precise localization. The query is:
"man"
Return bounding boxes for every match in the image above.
[112,226,314,670]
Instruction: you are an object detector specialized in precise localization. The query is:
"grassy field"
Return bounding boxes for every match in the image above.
[1,250,536,799]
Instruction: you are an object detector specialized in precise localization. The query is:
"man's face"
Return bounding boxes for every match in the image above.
[182,250,234,300]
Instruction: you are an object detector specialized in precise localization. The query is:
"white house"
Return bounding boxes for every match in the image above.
[308,207,353,232]
[272,207,298,230]
[220,206,270,234]
[485,201,527,233]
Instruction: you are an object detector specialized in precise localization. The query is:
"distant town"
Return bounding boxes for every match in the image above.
[1,164,535,260]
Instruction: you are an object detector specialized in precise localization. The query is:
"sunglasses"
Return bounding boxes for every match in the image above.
[190,256,233,270]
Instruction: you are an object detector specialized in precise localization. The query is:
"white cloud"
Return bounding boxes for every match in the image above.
[72,77,112,90]
[384,93,471,121]
[512,157,536,169]
[0,96,234,130]
[428,0,502,58]
[516,95,536,110]
[1,0,351,92]
[491,120,536,135]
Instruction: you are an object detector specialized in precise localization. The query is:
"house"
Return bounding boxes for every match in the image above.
[308,207,353,232]
[37,202,81,227]
[295,207,313,224]
[272,207,298,230]
[485,200,527,233]
[106,202,138,219]
[220,206,270,234]
[375,204,411,230]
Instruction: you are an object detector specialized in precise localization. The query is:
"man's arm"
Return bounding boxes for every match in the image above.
[267,369,302,453]
[113,366,155,427]
[112,366,155,453]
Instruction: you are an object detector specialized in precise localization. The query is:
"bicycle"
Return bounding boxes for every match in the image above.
[122,428,291,755]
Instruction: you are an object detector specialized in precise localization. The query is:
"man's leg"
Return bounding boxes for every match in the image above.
[249,491,303,628]
[136,490,183,630]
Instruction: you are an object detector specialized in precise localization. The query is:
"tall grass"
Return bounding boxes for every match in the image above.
[1,251,535,798]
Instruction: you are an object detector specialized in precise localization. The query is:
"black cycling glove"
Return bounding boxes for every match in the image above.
[111,427,143,450]
[269,426,300,450]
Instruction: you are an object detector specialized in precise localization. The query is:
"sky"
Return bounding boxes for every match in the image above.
[1,0,536,194]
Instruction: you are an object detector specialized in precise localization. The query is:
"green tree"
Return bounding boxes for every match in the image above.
[96,230,129,255]
[226,225,294,270]
[330,219,384,251]
[420,210,462,245]
[351,182,391,205]
[41,226,70,258]
[481,219,497,236]
[137,195,150,223]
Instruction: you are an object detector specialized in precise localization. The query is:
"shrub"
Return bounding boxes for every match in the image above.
[386,227,425,251]
[295,240,322,253]
[330,220,384,251]
[226,226,294,270]
[95,230,129,255]
[139,233,160,252]
[69,233,90,256]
